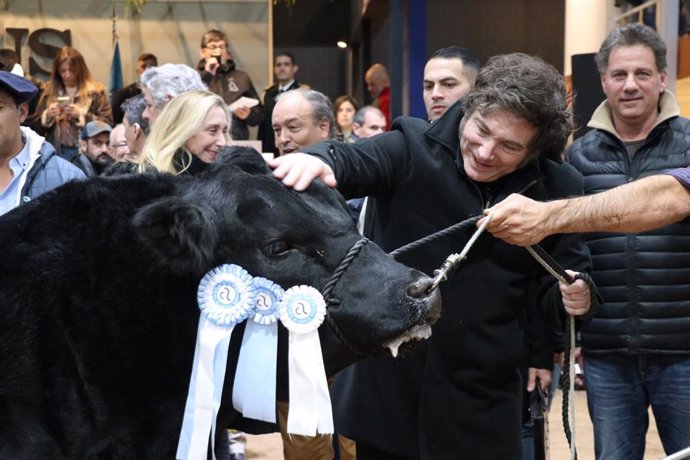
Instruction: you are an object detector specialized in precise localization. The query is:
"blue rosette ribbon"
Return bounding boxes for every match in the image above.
[177,264,255,460]
[278,285,333,436]
[232,277,283,423]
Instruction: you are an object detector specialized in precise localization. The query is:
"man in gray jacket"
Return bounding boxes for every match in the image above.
[0,71,84,216]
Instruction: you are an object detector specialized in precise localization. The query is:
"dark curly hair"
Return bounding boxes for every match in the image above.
[461,53,573,161]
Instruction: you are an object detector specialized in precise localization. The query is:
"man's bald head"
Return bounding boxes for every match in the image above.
[365,63,390,99]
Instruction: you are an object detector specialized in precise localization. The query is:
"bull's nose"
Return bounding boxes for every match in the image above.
[407,276,442,324]
[406,276,433,298]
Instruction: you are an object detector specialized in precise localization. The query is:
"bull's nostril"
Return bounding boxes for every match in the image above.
[425,289,443,323]
[406,276,433,298]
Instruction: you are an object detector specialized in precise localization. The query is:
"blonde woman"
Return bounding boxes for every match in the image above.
[34,46,113,160]
[137,90,230,175]
[135,89,243,460]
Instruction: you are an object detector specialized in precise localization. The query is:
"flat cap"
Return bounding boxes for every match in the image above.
[0,71,38,104]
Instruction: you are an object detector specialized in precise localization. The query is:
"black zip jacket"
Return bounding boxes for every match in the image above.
[567,94,690,356]
[302,101,597,459]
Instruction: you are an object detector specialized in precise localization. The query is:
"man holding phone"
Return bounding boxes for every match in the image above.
[197,29,264,141]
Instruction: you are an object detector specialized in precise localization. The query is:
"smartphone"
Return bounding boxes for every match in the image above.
[57,96,70,106]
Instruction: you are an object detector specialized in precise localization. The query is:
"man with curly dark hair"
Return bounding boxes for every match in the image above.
[268,53,598,459]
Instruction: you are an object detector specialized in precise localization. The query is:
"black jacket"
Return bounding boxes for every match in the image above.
[197,59,264,141]
[304,101,596,459]
[111,82,141,125]
[567,92,690,356]
[257,80,301,155]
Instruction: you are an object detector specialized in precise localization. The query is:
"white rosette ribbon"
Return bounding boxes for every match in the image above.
[232,277,283,423]
[278,285,333,436]
[177,264,255,460]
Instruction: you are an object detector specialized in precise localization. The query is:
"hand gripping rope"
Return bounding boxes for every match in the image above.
[526,244,592,460]
[389,212,585,459]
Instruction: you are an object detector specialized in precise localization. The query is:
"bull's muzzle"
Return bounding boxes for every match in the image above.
[406,275,442,326]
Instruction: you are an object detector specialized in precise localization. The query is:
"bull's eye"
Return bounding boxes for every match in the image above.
[264,240,292,257]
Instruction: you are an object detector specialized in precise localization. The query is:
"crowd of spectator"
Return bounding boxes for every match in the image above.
[1,18,689,460]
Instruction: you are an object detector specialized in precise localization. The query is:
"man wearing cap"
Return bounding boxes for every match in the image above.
[0,71,85,216]
[78,120,113,176]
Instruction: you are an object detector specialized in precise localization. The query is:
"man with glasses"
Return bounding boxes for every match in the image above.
[197,29,264,141]
[109,123,129,161]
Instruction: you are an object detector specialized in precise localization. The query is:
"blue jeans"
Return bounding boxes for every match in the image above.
[584,354,690,460]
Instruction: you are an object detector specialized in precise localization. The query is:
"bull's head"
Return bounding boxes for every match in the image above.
[133,147,441,375]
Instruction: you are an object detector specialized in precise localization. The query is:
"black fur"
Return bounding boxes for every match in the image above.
[0,147,440,458]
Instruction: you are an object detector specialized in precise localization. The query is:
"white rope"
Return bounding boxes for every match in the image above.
[525,245,578,458]
[430,211,493,290]
[663,446,690,460]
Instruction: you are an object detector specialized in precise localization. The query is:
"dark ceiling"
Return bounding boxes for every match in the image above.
[273,0,353,47]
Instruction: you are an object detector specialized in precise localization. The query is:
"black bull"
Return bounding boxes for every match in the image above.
[0,148,441,458]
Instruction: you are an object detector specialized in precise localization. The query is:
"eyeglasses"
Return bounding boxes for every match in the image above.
[111,142,128,149]
[204,44,227,51]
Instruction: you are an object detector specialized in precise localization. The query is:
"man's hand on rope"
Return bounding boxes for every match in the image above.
[559,270,591,316]
[478,194,553,246]
[527,367,552,392]
[269,153,337,191]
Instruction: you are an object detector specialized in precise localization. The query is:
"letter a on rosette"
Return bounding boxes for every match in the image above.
[232,277,284,423]
[177,264,255,460]
[278,285,333,436]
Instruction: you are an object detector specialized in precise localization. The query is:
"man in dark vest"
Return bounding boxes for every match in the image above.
[562,23,690,460]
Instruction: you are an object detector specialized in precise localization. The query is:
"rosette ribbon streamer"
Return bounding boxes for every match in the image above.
[177,265,255,460]
[278,285,333,436]
[232,277,283,422]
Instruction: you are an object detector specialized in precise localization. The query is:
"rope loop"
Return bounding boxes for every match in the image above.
[321,238,370,357]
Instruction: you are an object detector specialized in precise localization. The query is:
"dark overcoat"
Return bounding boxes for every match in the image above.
[257,80,302,155]
[303,101,594,459]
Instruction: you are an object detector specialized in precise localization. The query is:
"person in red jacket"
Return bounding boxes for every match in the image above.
[365,63,390,128]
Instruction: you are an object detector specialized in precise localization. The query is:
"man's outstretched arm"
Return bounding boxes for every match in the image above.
[269,153,337,191]
[480,174,690,246]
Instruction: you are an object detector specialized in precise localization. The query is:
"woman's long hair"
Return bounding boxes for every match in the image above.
[138,90,231,174]
[37,47,104,107]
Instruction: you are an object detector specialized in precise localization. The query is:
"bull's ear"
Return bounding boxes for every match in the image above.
[133,196,219,275]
